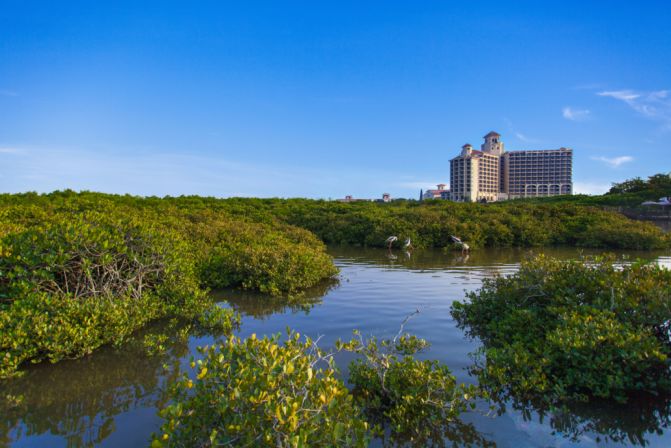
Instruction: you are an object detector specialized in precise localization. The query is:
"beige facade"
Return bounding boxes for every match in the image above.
[449,132,573,202]
[504,148,572,198]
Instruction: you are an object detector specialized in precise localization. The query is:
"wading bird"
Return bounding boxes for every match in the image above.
[451,235,470,254]
[403,238,413,251]
[642,197,671,206]
[385,235,398,249]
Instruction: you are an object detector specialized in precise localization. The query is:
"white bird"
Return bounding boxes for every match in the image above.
[642,197,671,206]
[385,235,398,249]
[403,238,413,251]
[451,235,470,254]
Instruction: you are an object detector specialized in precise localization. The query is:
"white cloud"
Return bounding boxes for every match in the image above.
[0,147,24,154]
[562,107,590,121]
[514,132,540,143]
[573,182,611,195]
[597,90,641,101]
[597,88,671,130]
[590,155,634,168]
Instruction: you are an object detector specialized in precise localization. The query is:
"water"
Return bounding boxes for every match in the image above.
[2,247,671,447]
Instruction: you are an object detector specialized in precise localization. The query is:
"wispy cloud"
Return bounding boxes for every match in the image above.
[597,88,671,130]
[0,89,19,97]
[514,132,540,143]
[504,118,541,144]
[598,90,641,101]
[562,107,590,121]
[574,181,611,195]
[0,147,24,154]
[590,155,634,168]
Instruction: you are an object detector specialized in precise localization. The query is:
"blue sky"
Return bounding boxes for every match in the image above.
[1,1,670,198]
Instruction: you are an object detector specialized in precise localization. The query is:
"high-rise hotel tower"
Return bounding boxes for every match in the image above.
[449,132,572,202]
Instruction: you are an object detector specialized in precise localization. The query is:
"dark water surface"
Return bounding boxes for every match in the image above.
[2,247,671,447]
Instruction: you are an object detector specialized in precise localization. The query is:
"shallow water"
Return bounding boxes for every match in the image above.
[2,246,671,447]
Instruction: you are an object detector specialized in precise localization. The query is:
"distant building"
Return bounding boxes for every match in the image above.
[504,148,573,199]
[422,184,450,200]
[338,193,394,203]
[450,132,572,202]
[338,195,369,203]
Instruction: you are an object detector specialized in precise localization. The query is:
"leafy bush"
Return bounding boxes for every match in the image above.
[451,255,671,404]
[0,212,227,378]
[1,191,667,252]
[154,327,488,448]
[0,190,667,375]
[0,212,200,304]
[339,330,485,446]
[153,331,370,447]
[187,216,338,296]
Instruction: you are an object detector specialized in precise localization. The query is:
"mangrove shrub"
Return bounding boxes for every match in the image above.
[451,255,671,404]
[340,331,485,446]
[153,331,370,447]
[0,212,223,378]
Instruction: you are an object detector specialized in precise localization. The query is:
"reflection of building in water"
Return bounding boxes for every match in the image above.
[450,132,573,202]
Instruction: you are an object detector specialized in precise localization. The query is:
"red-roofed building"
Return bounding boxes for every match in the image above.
[422,183,450,200]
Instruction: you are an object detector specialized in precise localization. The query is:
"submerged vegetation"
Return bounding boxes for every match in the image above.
[452,255,671,405]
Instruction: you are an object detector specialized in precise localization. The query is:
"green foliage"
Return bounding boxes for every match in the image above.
[154,327,489,448]
[0,189,667,376]
[143,333,170,356]
[193,304,241,334]
[452,255,671,404]
[608,173,671,196]
[0,211,201,305]
[520,172,671,208]
[153,331,370,448]
[0,194,338,376]
[0,212,238,378]
[1,291,165,377]
[189,216,338,296]
[339,330,487,446]
[1,190,667,252]
[209,197,669,250]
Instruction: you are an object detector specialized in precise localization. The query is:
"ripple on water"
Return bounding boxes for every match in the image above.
[3,247,671,448]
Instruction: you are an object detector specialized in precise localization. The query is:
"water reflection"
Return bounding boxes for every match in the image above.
[0,322,188,447]
[210,278,339,319]
[489,392,671,446]
[373,417,496,448]
[1,247,670,447]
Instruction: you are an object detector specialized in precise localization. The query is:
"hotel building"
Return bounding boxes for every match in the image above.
[449,132,572,202]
